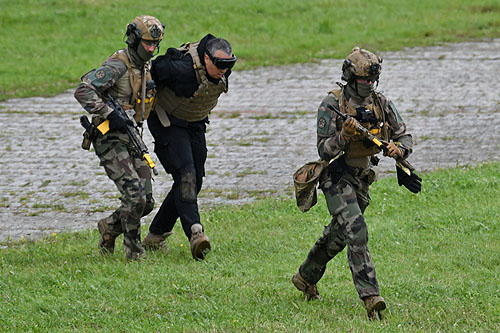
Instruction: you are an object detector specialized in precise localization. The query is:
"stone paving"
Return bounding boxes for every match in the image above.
[0,39,499,241]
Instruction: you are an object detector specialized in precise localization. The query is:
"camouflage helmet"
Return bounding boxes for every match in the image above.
[125,15,164,47]
[341,47,382,82]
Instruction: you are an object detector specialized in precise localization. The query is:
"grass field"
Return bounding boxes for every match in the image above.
[1,162,498,331]
[1,1,499,331]
[1,0,499,101]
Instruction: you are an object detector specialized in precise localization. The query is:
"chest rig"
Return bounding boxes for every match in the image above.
[331,87,390,158]
[154,42,228,125]
[108,49,155,124]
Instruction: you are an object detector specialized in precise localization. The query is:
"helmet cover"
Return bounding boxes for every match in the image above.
[126,15,164,46]
[342,47,382,82]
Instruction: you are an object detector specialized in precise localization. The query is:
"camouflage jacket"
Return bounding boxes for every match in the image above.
[74,47,151,123]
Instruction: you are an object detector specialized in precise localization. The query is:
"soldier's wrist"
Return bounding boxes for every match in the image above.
[99,105,113,119]
[340,128,354,140]
[394,142,407,158]
[339,132,349,144]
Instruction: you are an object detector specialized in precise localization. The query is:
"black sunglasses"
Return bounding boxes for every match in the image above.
[206,52,237,70]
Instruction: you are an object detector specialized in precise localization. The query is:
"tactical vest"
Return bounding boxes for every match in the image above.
[154,42,228,125]
[331,88,390,158]
[108,49,155,124]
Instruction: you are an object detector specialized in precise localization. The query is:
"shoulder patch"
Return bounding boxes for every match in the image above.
[317,106,332,135]
[88,66,113,89]
[95,69,106,80]
[317,93,340,136]
[318,117,327,129]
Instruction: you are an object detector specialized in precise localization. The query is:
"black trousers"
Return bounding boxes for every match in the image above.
[147,113,207,239]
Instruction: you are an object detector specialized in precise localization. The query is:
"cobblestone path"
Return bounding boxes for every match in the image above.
[1,39,499,241]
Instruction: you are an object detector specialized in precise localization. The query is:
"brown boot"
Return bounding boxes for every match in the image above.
[97,218,116,255]
[291,272,321,300]
[189,224,211,260]
[363,295,386,320]
[143,231,173,250]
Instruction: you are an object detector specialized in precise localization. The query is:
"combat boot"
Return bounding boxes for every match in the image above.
[363,295,386,320]
[291,272,321,300]
[189,224,211,260]
[143,231,173,250]
[97,218,116,255]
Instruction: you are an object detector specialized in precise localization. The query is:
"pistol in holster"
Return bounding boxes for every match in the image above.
[80,115,97,150]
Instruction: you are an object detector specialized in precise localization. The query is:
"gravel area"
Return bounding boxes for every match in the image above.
[1,39,499,241]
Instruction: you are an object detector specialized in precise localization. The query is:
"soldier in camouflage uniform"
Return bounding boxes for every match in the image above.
[142,34,236,260]
[292,47,418,319]
[74,15,164,260]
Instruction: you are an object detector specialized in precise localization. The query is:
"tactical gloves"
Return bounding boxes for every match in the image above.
[107,110,130,133]
[396,165,422,193]
[341,117,358,138]
[383,141,403,158]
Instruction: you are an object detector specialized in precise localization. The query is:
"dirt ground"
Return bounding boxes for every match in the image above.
[1,39,499,241]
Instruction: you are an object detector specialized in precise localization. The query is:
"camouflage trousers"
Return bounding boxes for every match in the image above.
[299,174,379,299]
[93,131,154,248]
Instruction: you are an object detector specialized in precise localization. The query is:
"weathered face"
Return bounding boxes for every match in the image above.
[204,50,234,79]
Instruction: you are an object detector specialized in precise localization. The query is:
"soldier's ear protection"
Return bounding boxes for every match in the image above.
[125,23,142,47]
[341,59,354,82]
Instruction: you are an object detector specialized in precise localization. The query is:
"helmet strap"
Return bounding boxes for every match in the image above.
[153,44,161,56]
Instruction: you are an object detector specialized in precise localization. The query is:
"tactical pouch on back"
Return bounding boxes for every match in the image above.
[293,160,328,212]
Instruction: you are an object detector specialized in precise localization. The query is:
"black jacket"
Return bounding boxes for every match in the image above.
[151,34,232,98]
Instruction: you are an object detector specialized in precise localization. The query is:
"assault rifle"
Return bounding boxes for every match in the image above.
[326,103,422,193]
[79,94,159,176]
[327,103,413,173]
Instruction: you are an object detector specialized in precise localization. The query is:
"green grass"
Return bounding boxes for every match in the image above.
[1,162,499,331]
[1,0,499,101]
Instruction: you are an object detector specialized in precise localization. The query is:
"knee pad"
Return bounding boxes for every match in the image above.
[180,168,197,202]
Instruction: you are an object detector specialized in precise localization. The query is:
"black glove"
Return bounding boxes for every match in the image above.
[396,165,422,193]
[107,110,129,133]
